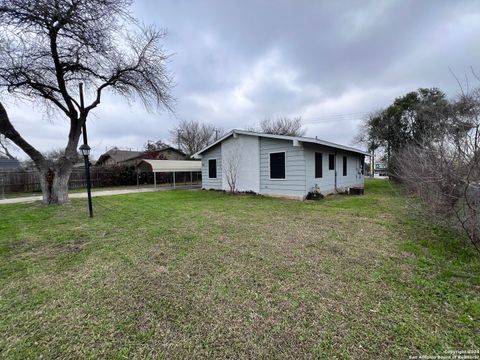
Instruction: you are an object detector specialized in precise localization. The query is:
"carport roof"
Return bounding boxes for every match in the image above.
[137,160,201,172]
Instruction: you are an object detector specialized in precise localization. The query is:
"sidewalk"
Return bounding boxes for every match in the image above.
[0,185,200,205]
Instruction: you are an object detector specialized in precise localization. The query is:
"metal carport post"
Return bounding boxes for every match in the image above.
[136,159,202,190]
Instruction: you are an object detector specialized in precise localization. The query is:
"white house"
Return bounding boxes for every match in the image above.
[193,130,371,200]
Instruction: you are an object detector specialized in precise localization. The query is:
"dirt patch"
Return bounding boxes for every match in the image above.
[16,239,88,260]
[53,239,87,255]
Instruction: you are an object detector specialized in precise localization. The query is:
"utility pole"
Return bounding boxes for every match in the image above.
[79,83,93,218]
[371,149,375,178]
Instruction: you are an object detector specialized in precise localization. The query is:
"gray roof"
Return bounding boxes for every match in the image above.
[156,144,182,153]
[96,148,143,165]
[0,158,20,169]
[97,146,186,166]
[128,146,186,160]
[193,130,371,157]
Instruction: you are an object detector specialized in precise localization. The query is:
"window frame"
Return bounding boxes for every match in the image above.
[328,154,335,170]
[208,158,217,179]
[315,152,323,179]
[342,156,347,176]
[269,151,286,180]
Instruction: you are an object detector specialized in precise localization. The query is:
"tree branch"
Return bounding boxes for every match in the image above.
[0,135,15,159]
[0,101,47,167]
[48,27,77,118]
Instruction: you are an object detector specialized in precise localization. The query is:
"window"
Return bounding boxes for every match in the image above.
[360,157,365,175]
[270,152,285,179]
[329,154,335,170]
[343,156,347,176]
[208,159,217,178]
[315,152,323,178]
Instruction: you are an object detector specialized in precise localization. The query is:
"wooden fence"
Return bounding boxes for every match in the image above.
[0,168,114,193]
[0,168,202,194]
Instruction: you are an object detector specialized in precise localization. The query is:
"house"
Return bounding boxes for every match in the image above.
[0,156,20,170]
[374,161,388,177]
[96,148,142,167]
[193,130,370,199]
[96,146,186,167]
[133,145,186,162]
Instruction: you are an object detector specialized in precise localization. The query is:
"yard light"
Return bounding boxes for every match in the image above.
[79,143,91,157]
[78,83,93,218]
[79,143,93,218]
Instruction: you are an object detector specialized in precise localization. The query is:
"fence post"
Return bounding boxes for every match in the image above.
[0,176,4,200]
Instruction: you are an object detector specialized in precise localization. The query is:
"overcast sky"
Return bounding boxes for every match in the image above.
[4,0,480,159]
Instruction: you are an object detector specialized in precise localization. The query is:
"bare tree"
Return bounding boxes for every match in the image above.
[394,87,480,252]
[352,111,386,177]
[223,147,241,193]
[0,134,15,159]
[255,116,306,136]
[0,0,172,204]
[22,147,82,169]
[144,140,170,152]
[170,120,223,157]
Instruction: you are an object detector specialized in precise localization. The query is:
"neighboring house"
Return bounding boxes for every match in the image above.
[130,145,187,162]
[193,130,370,200]
[374,161,387,177]
[72,160,96,169]
[0,156,20,170]
[96,148,142,167]
[96,146,186,167]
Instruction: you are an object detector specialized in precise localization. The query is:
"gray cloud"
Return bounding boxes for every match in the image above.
[3,0,479,159]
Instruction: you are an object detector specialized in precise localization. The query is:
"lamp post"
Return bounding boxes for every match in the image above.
[79,143,93,217]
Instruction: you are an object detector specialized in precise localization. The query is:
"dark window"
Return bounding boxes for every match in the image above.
[329,154,335,170]
[270,152,285,179]
[208,159,217,178]
[315,152,323,178]
[360,157,365,175]
[343,156,347,176]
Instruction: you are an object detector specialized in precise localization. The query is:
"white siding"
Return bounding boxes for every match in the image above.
[221,135,260,192]
[259,137,306,199]
[304,144,336,194]
[200,133,365,198]
[336,151,364,190]
[201,144,222,190]
[304,143,365,194]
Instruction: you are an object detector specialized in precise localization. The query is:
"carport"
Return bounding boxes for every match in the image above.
[136,160,202,189]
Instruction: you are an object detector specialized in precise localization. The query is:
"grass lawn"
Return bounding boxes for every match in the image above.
[3,183,199,199]
[0,180,478,358]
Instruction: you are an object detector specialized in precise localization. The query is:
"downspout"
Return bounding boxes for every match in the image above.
[334,150,338,193]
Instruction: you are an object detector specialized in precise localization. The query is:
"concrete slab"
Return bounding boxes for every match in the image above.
[0,185,200,205]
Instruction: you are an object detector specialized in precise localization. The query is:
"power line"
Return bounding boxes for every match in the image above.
[305,117,363,124]
[300,111,371,125]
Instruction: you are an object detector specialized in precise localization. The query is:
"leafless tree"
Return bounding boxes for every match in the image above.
[22,147,82,169]
[223,147,241,193]
[170,120,223,157]
[255,116,306,136]
[144,140,170,151]
[395,87,480,252]
[0,0,172,204]
[0,134,15,159]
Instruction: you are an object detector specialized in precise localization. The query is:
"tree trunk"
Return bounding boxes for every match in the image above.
[1,101,83,205]
[38,163,74,204]
[37,117,81,204]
